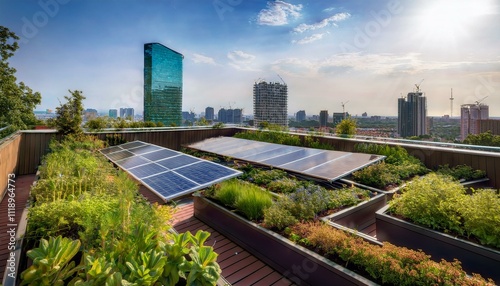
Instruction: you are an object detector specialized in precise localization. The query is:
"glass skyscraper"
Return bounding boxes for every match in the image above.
[144,43,183,126]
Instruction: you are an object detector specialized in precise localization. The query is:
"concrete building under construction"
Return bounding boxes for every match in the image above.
[461,103,489,141]
[253,81,288,127]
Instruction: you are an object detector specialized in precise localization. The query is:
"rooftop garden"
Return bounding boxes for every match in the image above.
[20,135,221,285]
[195,165,496,285]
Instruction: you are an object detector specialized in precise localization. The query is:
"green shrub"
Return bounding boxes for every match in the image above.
[267,177,302,193]
[389,173,466,235]
[461,189,500,248]
[248,169,287,185]
[263,204,298,229]
[437,164,487,181]
[291,222,494,286]
[352,163,401,189]
[263,185,370,230]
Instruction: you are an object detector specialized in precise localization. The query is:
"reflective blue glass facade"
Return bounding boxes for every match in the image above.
[144,43,183,126]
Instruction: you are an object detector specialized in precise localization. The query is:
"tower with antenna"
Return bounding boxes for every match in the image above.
[450,88,454,117]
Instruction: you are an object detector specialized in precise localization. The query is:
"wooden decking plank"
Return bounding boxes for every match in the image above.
[0,174,35,281]
[221,255,259,278]
[218,250,252,269]
[233,263,275,285]
[225,259,267,284]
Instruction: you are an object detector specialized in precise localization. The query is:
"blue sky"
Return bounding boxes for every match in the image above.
[1,0,499,117]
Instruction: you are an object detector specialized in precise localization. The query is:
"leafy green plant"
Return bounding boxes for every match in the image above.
[436,164,487,181]
[267,177,302,193]
[20,236,82,286]
[290,222,494,286]
[390,173,466,234]
[247,169,287,185]
[461,189,500,248]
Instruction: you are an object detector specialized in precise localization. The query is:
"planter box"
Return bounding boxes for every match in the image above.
[376,205,500,283]
[193,194,377,286]
[322,193,386,242]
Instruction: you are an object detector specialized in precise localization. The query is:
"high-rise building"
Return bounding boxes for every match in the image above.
[398,91,427,137]
[296,110,306,122]
[319,110,329,127]
[460,104,489,141]
[205,107,214,121]
[333,113,345,126]
[253,81,288,127]
[109,109,118,119]
[144,43,183,126]
[84,108,98,122]
[217,108,242,124]
[120,108,134,119]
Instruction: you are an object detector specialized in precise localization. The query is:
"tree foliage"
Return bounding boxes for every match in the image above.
[50,90,85,136]
[0,26,41,130]
[463,131,500,147]
[335,117,357,137]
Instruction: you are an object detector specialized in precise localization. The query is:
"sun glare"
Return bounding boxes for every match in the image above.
[417,0,495,44]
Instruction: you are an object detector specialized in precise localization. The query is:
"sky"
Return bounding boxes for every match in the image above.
[1,0,500,117]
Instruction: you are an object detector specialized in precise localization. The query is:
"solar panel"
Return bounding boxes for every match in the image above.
[120,141,147,150]
[100,141,241,202]
[156,155,199,170]
[188,137,385,182]
[128,145,162,155]
[116,156,150,169]
[107,150,135,161]
[142,149,179,161]
[129,163,168,179]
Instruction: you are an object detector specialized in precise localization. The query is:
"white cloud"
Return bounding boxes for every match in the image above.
[257,1,303,26]
[293,33,325,44]
[271,53,500,78]
[227,50,259,71]
[192,53,216,65]
[294,12,350,33]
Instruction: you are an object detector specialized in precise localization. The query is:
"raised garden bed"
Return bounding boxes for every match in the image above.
[193,194,377,286]
[376,204,500,283]
[322,193,386,241]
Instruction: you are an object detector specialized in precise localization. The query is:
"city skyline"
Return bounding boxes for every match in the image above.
[2,0,499,117]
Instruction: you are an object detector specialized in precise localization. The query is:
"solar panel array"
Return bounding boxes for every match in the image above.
[188,137,385,182]
[100,141,242,201]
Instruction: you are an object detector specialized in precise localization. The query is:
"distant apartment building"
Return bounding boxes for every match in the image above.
[253,81,288,127]
[461,104,489,140]
[109,109,118,119]
[144,43,183,126]
[120,108,134,119]
[296,110,306,122]
[84,108,98,122]
[332,113,345,126]
[182,111,195,123]
[319,110,329,127]
[398,91,427,137]
[218,108,242,124]
[205,107,214,121]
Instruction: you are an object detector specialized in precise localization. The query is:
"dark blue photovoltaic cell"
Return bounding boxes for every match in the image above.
[156,155,199,170]
[142,149,179,161]
[107,150,135,161]
[142,172,198,199]
[128,145,162,155]
[117,156,150,169]
[128,163,168,179]
[175,161,236,185]
[100,146,122,155]
[120,141,147,150]
[100,140,242,201]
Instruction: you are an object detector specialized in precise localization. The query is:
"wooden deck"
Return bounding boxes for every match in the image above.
[0,174,35,282]
[172,200,295,286]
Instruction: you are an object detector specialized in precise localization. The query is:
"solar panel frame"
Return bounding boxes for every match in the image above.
[100,140,242,202]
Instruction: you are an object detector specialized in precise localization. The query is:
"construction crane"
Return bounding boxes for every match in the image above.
[341,101,349,118]
[415,79,424,92]
[475,96,488,106]
[276,73,286,85]
[450,88,454,117]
